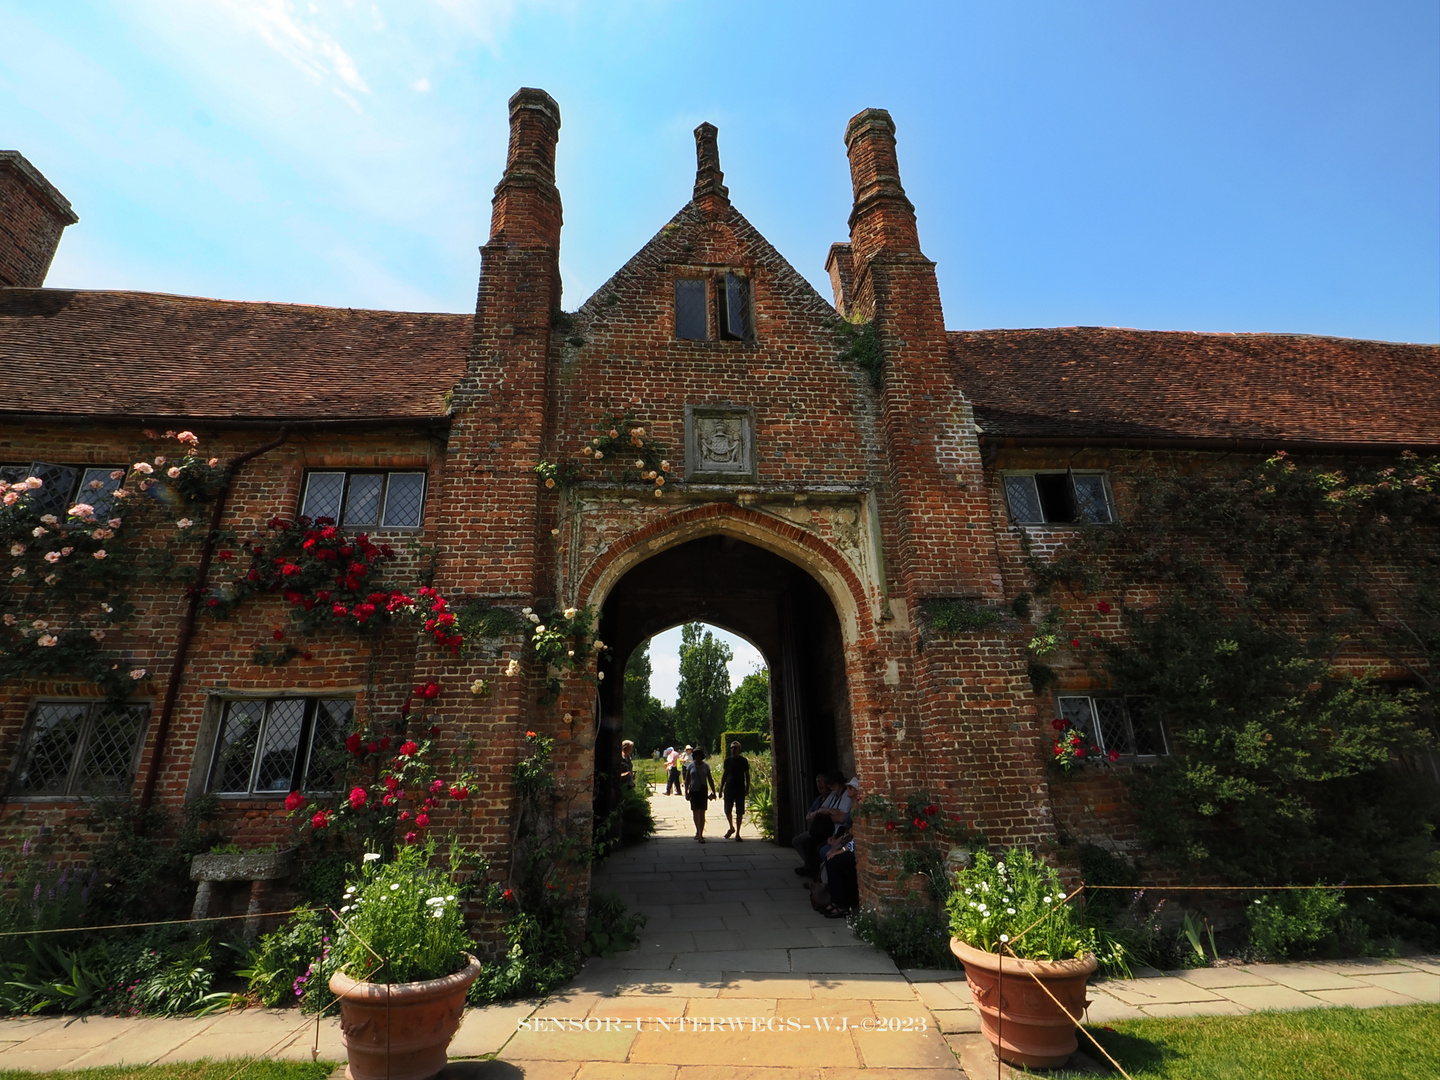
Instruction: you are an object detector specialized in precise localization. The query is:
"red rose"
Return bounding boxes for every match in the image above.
[217,550,234,561]
[404,831,418,844]
[430,779,445,794]
[382,794,394,806]
[332,603,349,618]
[503,888,514,902]
[311,810,329,829]
[285,791,303,811]
[415,813,430,828]
[301,652,313,661]
[1097,601,1112,614]
[399,810,410,821]
[379,736,390,750]
[924,805,938,815]
[422,681,440,699]
[385,774,399,792]
[1070,638,1081,648]
[450,785,469,800]
[1075,748,1086,758]
[1052,718,1066,730]
[1108,750,1120,762]
[885,821,896,832]
[399,740,419,757]
[272,629,285,641]
[526,730,537,739]
[348,786,367,809]
[206,598,220,607]
[345,733,363,755]
[428,726,441,737]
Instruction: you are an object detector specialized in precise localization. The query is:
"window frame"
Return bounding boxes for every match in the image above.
[0,461,125,520]
[298,469,428,531]
[6,699,151,799]
[672,270,755,343]
[205,695,355,798]
[1003,470,1116,526]
[1055,695,1169,760]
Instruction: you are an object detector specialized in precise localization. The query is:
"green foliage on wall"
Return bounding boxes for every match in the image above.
[1030,452,1440,908]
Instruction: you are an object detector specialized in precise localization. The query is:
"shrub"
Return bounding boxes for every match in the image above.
[852,905,961,970]
[617,783,656,846]
[583,889,648,959]
[1246,887,1365,961]
[241,906,336,1011]
[744,750,776,841]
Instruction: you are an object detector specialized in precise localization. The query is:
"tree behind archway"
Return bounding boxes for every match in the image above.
[674,622,732,751]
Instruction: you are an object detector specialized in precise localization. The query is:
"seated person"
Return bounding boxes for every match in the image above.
[792,771,851,881]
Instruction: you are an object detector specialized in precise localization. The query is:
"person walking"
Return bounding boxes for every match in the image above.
[664,746,681,795]
[720,740,751,840]
[619,739,635,789]
[687,747,718,842]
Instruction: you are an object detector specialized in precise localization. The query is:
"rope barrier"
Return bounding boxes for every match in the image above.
[0,907,305,937]
[1082,882,1438,890]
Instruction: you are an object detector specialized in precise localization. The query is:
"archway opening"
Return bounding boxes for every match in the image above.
[594,533,851,843]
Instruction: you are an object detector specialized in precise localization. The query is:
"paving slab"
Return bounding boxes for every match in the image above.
[1139,998,1253,1018]
[674,1068,822,1080]
[617,972,730,998]
[629,1026,861,1067]
[809,975,915,1000]
[929,1009,982,1035]
[912,981,970,1013]
[0,1048,96,1071]
[451,1000,539,1057]
[1219,984,1328,1011]
[791,948,898,975]
[1092,976,1225,1006]
[500,1021,638,1062]
[676,949,791,972]
[576,1064,676,1080]
[8,1014,143,1049]
[1352,970,1440,1001]
[901,969,963,983]
[721,976,814,999]
[1306,984,1429,1009]
[1169,966,1276,988]
[851,1023,958,1069]
[68,1019,214,1067]
[686,997,777,1018]
[1244,963,1365,992]
[1080,992,1147,1023]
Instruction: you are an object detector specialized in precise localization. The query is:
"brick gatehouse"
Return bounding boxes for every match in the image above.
[2,91,1437,918]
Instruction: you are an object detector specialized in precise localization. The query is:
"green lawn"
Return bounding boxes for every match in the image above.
[0,1063,338,1080]
[1035,1004,1440,1079]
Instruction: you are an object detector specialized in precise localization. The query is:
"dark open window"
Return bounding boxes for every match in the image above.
[719,272,753,341]
[1057,696,1168,758]
[675,279,707,340]
[1004,471,1114,525]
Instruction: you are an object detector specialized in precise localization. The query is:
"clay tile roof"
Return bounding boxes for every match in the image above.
[949,326,1440,449]
[0,288,472,423]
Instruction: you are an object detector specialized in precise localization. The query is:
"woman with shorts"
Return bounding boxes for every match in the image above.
[687,747,718,842]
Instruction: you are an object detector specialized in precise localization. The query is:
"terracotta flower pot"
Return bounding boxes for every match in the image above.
[329,954,483,1080]
[950,937,1096,1069]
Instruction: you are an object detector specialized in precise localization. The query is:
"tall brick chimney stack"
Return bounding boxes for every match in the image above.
[489,88,563,251]
[692,122,730,218]
[0,151,78,289]
[843,109,921,303]
[839,106,1005,607]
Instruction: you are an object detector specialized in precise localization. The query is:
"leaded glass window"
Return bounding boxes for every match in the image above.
[11,701,149,797]
[1,462,123,520]
[675,279,707,340]
[1055,696,1167,759]
[300,471,427,530]
[207,698,354,796]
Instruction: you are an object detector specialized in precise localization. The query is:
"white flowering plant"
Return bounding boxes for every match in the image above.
[335,841,476,984]
[946,847,1127,972]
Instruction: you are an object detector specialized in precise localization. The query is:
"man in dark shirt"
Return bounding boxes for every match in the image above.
[720,741,751,840]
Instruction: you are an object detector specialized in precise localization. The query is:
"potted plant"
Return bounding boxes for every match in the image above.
[947,848,1120,1069]
[329,843,482,1080]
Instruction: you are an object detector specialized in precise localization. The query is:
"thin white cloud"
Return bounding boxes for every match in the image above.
[413,77,431,92]
[215,0,369,95]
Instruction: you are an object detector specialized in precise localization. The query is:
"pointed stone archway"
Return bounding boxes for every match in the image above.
[584,516,865,846]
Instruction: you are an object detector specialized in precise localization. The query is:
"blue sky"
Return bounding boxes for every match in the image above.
[2,1,1436,343]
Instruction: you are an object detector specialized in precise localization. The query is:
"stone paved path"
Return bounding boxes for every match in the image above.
[1,791,1436,1077]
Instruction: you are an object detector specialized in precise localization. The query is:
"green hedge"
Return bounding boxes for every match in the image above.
[719,730,770,755]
